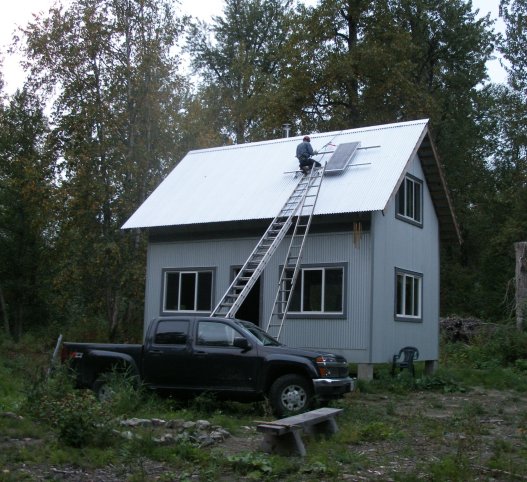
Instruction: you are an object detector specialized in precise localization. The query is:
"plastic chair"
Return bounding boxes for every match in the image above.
[392,346,419,376]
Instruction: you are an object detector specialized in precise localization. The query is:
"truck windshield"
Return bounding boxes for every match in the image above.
[234,320,282,346]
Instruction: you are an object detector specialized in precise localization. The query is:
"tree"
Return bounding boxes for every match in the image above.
[20,0,187,339]
[276,1,498,319]
[460,0,527,321]
[187,0,294,143]
[0,89,56,340]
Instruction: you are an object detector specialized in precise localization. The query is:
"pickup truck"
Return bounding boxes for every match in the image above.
[61,316,354,416]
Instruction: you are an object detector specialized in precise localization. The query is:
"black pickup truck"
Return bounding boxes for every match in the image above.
[61,316,353,416]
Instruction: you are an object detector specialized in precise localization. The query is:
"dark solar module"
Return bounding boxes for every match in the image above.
[325,142,360,174]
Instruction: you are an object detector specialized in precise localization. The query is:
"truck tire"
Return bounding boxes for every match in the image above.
[269,374,313,417]
[93,377,114,402]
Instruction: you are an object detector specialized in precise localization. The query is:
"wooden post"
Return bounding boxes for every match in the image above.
[515,242,527,331]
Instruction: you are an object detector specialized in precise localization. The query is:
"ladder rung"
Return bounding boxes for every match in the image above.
[215,163,324,328]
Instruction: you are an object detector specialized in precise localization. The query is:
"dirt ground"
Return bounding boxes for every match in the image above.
[3,387,527,481]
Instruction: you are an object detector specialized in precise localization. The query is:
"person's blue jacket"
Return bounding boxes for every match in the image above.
[296,139,314,161]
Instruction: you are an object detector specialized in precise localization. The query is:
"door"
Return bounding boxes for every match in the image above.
[142,319,193,387]
[192,319,261,392]
[232,267,261,326]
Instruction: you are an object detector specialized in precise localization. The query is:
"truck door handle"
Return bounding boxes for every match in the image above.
[194,350,208,356]
[150,349,164,355]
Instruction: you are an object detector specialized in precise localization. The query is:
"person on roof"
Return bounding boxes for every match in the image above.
[296,135,321,174]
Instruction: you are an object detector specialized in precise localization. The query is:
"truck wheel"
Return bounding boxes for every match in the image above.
[93,377,114,402]
[269,374,313,417]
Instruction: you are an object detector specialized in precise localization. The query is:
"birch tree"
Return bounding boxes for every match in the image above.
[20,0,187,339]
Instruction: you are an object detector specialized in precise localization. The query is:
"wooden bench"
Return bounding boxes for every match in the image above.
[256,407,343,456]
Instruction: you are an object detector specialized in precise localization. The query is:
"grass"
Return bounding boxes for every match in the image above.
[1,328,527,481]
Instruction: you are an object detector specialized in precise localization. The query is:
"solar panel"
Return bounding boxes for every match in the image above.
[325,142,361,174]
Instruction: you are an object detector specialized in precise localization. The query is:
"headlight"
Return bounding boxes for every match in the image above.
[316,355,338,377]
[315,355,337,364]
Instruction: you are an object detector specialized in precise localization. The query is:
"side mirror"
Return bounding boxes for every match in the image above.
[233,337,250,350]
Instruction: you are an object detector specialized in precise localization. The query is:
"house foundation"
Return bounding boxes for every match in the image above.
[424,360,439,375]
[357,363,374,381]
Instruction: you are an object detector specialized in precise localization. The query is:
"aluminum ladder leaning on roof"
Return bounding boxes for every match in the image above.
[210,166,324,319]
[265,162,327,340]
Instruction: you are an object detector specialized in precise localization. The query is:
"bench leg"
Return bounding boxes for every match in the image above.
[304,417,339,437]
[260,429,306,457]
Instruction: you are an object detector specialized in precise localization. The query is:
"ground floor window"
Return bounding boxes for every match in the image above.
[163,269,213,313]
[395,268,422,321]
[285,266,344,314]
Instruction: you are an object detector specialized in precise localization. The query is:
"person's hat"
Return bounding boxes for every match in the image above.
[303,136,310,142]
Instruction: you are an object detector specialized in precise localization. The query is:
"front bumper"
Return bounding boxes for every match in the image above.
[313,377,354,399]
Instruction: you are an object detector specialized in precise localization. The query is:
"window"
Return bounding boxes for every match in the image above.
[154,320,189,345]
[395,269,422,321]
[197,321,240,347]
[163,270,213,312]
[396,175,422,225]
[285,266,344,314]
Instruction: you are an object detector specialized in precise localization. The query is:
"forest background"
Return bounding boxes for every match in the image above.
[0,0,526,343]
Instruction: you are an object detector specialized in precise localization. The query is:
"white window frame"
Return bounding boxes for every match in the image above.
[284,265,345,316]
[396,174,423,226]
[395,268,422,322]
[162,269,213,313]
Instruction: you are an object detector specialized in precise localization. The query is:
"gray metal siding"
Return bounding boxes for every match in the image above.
[144,230,373,360]
[144,237,262,330]
[268,231,372,361]
[370,154,440,363]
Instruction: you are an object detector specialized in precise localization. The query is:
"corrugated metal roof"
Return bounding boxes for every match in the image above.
[122,119,432,230]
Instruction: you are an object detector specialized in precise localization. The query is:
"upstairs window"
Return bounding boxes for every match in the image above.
[163,269,213,313]
[395,269,422,321]
[396,175,423,225]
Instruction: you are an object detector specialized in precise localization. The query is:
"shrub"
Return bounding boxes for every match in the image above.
[441,323,527,369]
[23,366,115,447]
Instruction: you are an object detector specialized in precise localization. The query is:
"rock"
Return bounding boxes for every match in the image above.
[210,428,230,442]
[165,419,185,429]
[120,418,152,427]
[153,433,175,444]
[114,417,229,448]
[1,412,23,420]
[120,430,135,440]
[195,420,211,430]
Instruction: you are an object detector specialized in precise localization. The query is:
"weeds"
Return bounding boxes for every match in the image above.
[1,328,527,480]
[23,366,115,448]
[227,452,273,479]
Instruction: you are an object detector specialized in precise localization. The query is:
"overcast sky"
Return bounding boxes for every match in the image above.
[0,0,507,95]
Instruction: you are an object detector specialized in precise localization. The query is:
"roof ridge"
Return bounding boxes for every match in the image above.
[188,119,429,154]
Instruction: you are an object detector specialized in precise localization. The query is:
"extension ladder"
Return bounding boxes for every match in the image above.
[265,164,326,339]
[210,167,324,318]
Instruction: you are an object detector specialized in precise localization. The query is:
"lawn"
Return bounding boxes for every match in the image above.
[1,333,526,481]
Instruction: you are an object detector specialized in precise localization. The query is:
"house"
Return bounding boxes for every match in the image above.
[122,119,460,379]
